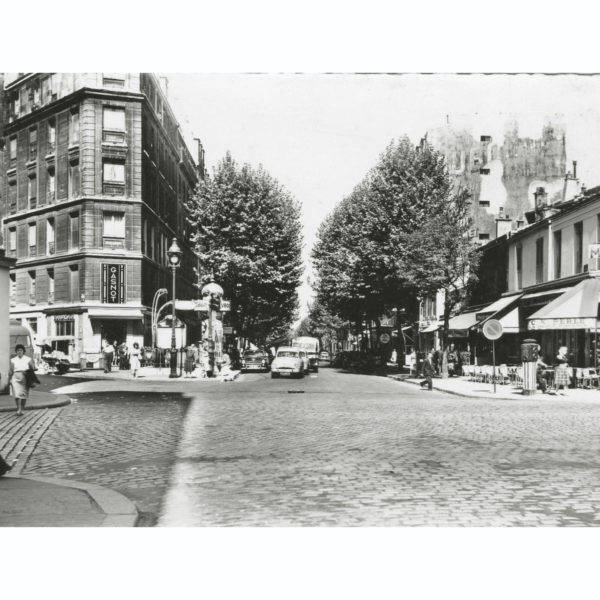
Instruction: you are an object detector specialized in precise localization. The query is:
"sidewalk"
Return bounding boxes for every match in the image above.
[1,384,138,526]
[390,373,600,403]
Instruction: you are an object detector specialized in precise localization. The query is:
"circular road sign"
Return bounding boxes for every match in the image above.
[379,332,391,344]
[482,319,503,340]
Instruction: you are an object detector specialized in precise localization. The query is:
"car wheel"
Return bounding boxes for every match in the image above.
[314,366,319,373]
[271,372,279,379]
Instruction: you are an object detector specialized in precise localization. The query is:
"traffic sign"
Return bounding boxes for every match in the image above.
[482,319,503,341]
[379,332,391,344]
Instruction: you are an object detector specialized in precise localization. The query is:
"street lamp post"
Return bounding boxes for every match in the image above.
[167,238,183,378]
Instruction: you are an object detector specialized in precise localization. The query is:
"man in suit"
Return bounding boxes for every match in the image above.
[420,351,434,391]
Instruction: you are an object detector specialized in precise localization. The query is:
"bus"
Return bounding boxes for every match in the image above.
[291,336,320,372]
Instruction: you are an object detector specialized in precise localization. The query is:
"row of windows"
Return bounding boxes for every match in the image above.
[514,217,595,287]
[10,265,79,305]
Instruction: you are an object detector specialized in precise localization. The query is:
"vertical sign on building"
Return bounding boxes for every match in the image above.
[102,264,125,304]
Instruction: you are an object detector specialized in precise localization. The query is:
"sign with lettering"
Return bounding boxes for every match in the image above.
[102,264,125,304]
[54,314,75,322]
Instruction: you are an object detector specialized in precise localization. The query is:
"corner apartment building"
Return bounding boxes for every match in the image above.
[0,73,203,366]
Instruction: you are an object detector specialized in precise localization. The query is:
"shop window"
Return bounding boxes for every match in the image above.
[27,317,38,335]
[56,319,74,337]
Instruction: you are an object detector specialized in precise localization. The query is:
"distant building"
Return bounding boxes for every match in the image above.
[426,118,567,243]
[0,73,204,366]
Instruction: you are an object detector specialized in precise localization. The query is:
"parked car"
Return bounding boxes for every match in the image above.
[241,350,270,373]
[319,351,330,362]
[271,347,306,378]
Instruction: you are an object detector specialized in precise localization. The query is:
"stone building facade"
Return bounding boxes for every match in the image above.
[0,73,203,366]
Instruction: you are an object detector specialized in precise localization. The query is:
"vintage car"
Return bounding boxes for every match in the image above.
[241,349,270,373]
[271,347,308,378]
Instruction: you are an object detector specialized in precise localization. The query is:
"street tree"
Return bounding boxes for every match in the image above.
[186,153,304,346]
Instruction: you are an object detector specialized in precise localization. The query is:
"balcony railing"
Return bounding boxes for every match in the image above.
[47,191,56,203]
[47,142,56,154]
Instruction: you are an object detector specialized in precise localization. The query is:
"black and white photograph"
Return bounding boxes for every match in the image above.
[2,2,600,599]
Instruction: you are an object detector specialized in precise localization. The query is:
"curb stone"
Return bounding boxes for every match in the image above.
[18,475,139,527]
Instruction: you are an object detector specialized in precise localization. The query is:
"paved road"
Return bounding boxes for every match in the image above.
[20,368,600,526]
[160,369,600,526]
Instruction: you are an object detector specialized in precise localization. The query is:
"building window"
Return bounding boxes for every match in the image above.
[29,128,37,161]
[47,169,56,203]
[516,245,523,289]
[554,230,562,279]
[478,201,490,208]
[56,320,74,337]
[70,265,79,303]
[68,109,80,146]
[28,223,37,257]
[575,221,584,274]
[47,219,55,255]
[103,107,126,143]
[47,119,56,153]
[9,137,17,163]
[103,212,125,249]
[8,182,17,215]
[479,168,490,175]
[103,74,125,88]
[8,228,16,256]
[68,162,80,198]
[103,161,125,195]
[70,212,80,249]
[29,272,36,305]
[28,175,37,209]
[536,238,544,283]
[48,268,55,303]
[478,233,490,241]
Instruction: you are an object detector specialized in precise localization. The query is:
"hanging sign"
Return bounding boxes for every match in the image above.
[102,264,125,304]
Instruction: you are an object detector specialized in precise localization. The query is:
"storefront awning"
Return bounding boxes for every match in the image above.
[521,287,572,301]
[447,311,479,337]
[528,278,600,330]
[420,321,442,333]
[495,307,520,333]
[477,294,522,318]
[87,308,144,320]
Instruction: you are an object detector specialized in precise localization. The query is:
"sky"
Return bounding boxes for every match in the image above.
[164,73,600,316]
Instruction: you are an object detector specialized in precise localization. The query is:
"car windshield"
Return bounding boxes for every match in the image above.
[277,351,299,358]
[244,351,264,357]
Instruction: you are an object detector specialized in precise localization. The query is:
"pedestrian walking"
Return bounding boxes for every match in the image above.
[9,344,39,416]
[102,339,115,373]
[420,351,434,391]
[184,344,198,377]
[130,342,141,378]
[555,345,570,395]
[409,349,417,376]
[0,453,15,477]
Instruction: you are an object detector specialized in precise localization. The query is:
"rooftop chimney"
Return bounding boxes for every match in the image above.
[495,206,512,238]
[573,160,577,179]
[534,187,547,211]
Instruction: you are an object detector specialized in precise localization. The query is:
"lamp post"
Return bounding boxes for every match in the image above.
[167,238,182,378]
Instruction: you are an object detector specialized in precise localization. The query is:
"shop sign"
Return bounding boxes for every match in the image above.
[54,315,75,322]
[102,264,125,304]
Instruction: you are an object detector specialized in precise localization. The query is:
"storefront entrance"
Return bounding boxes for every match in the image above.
[99,321,128,349]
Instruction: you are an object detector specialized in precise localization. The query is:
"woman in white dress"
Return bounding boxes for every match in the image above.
[9,344,37,416]
[130,342,141,378]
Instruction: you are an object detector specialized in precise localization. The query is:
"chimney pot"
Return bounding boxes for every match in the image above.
[573,160,577,179]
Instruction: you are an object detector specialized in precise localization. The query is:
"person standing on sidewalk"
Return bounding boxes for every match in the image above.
[102,339,114,373]
[420,351,434,391]
[555,346,570,396]
[129,342,141,378]
[9,344,37,416]
[0,453,15,476]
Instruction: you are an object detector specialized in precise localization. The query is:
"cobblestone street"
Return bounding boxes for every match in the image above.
[160,370,600,526]
[23,390,191,526]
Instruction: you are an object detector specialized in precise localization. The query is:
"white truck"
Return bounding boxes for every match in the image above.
[291,336,320,372]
